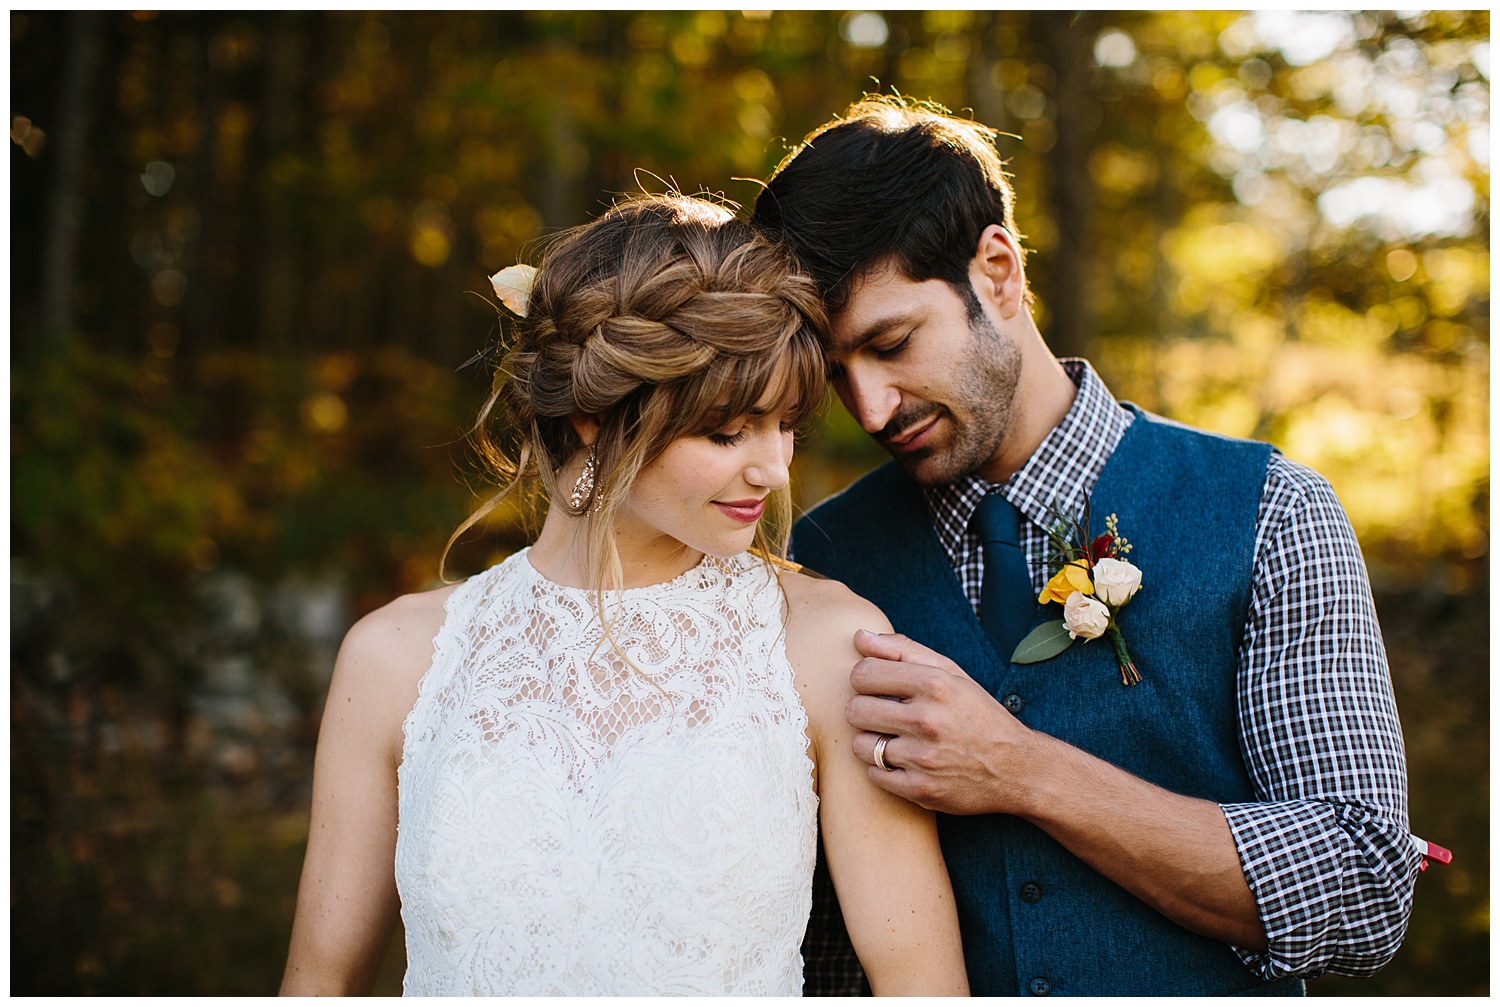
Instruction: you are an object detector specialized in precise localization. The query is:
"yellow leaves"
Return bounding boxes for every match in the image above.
[670,32,710,67]
[1294,298,1394,349]
[923,9,973,32]
[1090,143,1160,199]
[732,67,775,103]
[1386,248,1419,282]
[303,393,348,434]
[1155,325,1489,562]
[1422,247,1489,317]
[1039,560,1094,606]
[1162,217,1283,288]
[409,200,454,268]
[410,228,450,268]
[1188,62,1227,94]
[11,115,45,158]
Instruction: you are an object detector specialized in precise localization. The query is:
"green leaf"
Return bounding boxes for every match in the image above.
[1010,620,1074,664]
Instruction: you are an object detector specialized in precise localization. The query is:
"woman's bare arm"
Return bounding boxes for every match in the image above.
[783,572,969,997]
[279,589,450,995]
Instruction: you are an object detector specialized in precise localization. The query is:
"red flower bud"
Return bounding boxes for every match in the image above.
[1090,534,1114,561]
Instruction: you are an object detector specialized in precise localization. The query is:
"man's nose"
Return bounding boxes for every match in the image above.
[838,366,899,435]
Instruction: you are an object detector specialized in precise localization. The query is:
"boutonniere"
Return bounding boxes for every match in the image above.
[1011,498,1144,686]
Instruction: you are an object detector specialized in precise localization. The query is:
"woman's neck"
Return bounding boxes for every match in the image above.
[528,504,704,590]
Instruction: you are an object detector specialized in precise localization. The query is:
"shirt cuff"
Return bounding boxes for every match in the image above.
[1220,799,1420,980]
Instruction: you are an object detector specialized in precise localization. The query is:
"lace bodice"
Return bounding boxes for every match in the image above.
[395,549,818,996]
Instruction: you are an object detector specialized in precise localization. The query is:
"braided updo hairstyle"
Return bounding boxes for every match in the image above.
[447,194,828,592]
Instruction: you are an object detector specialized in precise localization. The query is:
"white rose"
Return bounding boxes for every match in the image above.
[1091,557,1142,608]
[1063,591,1111,641]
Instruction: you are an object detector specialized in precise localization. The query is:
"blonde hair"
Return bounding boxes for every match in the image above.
[446,194,828,597]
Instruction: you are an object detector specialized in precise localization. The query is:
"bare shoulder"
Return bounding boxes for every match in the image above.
[779,566,891,641]
[778,567,892,709]
[323,582,461,757]
[338,583,458,684]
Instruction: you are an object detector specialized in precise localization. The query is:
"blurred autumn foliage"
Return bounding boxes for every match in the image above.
[9,10,1488,995]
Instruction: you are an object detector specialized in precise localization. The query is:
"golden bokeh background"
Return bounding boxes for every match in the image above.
[10,10,1487,994]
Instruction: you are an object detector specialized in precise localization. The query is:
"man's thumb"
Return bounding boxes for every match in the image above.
[853,628,966,677]
[853,628,913,661]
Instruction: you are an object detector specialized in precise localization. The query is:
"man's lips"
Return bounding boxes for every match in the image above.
[714,498,767,523]
[880,412,941,452]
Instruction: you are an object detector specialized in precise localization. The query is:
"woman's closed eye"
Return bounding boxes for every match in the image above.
[708,428,747,447]
[707,412,798,447]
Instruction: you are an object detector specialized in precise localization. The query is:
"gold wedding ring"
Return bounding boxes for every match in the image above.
[872,733,896,772]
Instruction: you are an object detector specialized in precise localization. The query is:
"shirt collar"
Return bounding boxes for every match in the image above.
[923,358,1134,557]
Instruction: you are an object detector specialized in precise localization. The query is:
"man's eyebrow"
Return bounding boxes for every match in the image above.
[837,310,918,355]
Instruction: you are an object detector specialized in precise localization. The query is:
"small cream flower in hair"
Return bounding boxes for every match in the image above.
[490,264,538,318]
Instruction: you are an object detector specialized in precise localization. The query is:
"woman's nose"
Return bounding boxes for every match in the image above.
[747,429,792,490]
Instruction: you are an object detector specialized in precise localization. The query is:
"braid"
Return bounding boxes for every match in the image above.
[446,192,828,587]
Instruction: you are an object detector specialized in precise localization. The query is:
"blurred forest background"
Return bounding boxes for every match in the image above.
[9,10,1488,995]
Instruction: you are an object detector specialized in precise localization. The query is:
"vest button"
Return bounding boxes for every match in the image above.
[1003,693,1024,713]
[1020,881,1042,903]
[1029,976,1051,996]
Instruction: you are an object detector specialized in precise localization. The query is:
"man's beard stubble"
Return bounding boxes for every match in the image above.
[884,310,1021,487]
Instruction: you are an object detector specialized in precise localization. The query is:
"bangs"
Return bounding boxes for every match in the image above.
[671,325,827,438]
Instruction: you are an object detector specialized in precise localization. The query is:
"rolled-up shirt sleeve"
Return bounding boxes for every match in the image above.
[1222,455,1422,980]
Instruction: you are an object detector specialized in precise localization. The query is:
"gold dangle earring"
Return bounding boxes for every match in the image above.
[568,445,598,511]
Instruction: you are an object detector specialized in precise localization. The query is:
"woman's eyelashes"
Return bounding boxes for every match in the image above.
[706,414,798,447]
[708,429,747,447]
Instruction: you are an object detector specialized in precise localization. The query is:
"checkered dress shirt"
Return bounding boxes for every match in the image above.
[800,359,1418,989]
[929,359,1418,978]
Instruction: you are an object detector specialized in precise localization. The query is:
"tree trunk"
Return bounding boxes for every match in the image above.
[257,13,308,350]
[39,11,104,345]
[1035,12,1096,360]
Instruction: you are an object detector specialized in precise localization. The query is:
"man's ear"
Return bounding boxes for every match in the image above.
[568,413,601,447]
[970,224,1028,320]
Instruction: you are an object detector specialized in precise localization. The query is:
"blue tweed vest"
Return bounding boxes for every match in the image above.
[792,407,1303,996]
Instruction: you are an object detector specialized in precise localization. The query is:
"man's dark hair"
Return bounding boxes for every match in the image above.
[752,95,1022,315]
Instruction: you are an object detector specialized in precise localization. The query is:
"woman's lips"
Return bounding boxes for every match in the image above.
[714,498,767,523]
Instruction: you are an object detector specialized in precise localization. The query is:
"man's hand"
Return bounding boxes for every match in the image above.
[845,629,1037,816]
[843,629,1267,949]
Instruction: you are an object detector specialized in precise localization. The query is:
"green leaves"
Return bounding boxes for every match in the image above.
[1010,619,1074,664]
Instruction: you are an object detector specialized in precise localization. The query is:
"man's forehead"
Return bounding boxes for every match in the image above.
[837,258,908,311]
[829,262,939,350]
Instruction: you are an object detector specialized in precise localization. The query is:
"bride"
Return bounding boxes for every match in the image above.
[279,194,967,996]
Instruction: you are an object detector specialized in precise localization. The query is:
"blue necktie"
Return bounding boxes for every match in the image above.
[975,493,1034,662]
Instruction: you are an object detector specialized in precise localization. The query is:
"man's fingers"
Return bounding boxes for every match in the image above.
[848,654,929,700]
[852,729,902,767]
[853,629,964,675]
[850,628,910,662]
[845,694,920,736]
[865,762,928,807]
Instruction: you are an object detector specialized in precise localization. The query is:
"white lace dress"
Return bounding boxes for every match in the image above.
[394,549,818,996]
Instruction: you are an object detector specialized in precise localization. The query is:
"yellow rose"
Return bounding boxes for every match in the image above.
[1039,560,1093,606]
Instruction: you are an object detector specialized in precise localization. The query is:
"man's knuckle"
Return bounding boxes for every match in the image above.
[910,710,940,738]
[908,746,937,772]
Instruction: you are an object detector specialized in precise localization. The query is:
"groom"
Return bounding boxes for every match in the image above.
[753,98,1419,996]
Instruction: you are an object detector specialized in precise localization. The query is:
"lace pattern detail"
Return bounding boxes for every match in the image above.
[395,549,817,995]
